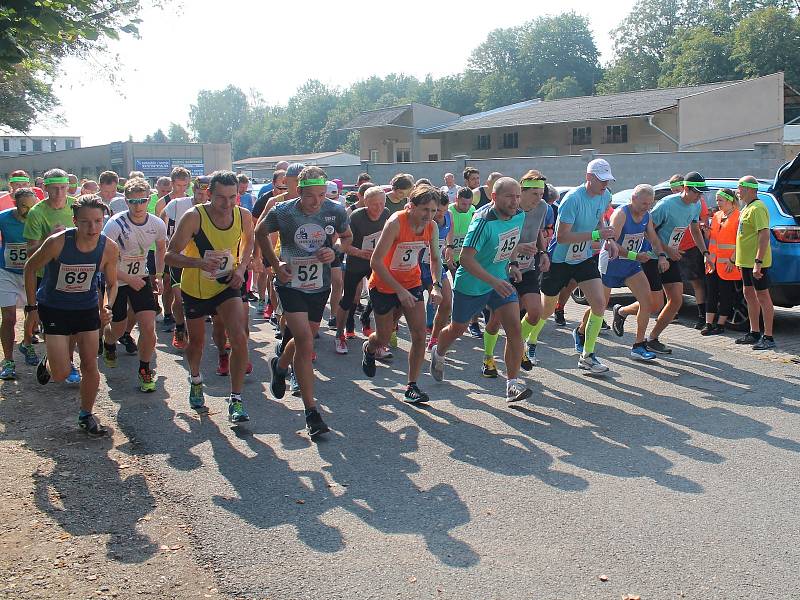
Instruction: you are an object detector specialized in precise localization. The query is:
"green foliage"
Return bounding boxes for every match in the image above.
[167,122,190,143]
[658,27,737,87]
[189,85,249,144]
[538,76,583,100]
[731,6,800,86]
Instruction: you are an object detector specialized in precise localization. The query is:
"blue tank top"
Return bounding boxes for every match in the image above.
[37,229,106,310]
[419,211,451,266]
[604,205,649,277]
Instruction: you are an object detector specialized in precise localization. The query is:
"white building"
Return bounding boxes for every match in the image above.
[0,127,82,157]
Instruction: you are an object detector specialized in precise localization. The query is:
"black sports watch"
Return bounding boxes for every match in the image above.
[508,260,519,267]
[24,304,37,314]
[754,258,763,264]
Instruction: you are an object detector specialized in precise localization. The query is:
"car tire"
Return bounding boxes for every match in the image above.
[571,287,588,305]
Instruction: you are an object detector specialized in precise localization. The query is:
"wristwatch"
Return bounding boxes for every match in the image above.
[433,281,443,289]
[104,304,113,310]
[754,258,763,264]
[508,261,519,267]
[24,304,37,314]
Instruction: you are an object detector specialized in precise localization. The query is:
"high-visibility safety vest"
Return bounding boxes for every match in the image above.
[706,208,742,281]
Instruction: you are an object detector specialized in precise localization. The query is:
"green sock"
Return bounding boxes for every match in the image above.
[584,312,604,355]
[521,317,536,343]
[483,331,499,356]
[527,318,547,344]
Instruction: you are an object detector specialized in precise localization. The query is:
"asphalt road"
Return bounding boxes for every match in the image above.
[50,301,800,598]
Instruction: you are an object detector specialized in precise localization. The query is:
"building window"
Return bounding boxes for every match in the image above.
[606,124,628,144]
[396,149,410,163]
[32,139,42,152]
[50,140,57,152]
[502,132,518,149]
[2,139,8,152]
[65,139,75,150]
[572,127,591,145]
[477,135,491,150]
[369,149,379,163]
[20,139,26,152]
[428,154,438,161]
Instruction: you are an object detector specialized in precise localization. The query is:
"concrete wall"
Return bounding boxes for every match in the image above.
[321,143,786,190]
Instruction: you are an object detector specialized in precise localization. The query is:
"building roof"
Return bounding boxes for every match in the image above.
[341,105,411,130]
[233,151,358,167]
[420,80,744,133]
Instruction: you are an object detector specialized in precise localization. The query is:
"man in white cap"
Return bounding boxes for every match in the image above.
[520,158,619,374]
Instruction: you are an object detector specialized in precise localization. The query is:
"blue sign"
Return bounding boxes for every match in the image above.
[135,159,171,176]
[175,161,204,176]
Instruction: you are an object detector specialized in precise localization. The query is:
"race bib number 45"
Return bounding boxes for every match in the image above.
[291,256,323,291]
[390,241,426,271]
[493,228,520,263]
[3,243,27,270]
[55,263,95,293]
[201,249,234,280]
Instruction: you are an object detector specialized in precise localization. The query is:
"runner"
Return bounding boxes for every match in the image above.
[363,183,442,403]
[100,178,167,392]
[385,174,414,215]
[251,169,286,316]
[701,188,740,335]
[447,187,478,336]
[429,177,534,402]
[422,190,453,352]
[673,173,710,330]
[165,170,254,422]
[0,188,40,379]
[614,172,710,354]
[326,181,345,328]
[258,165,351,437]
[333,186,389,354]
[23,195,119,435]
[237,173,254,212]
[522,159,619,374]
[472,171,502,210]
[441,172,460,203]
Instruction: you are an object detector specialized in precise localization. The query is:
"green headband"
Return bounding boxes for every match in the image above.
[521,179,545,189]
[717,190,736,202]
[683,180,706,188]
[9,176,30,183]
[298,178,327,188]
[738,181,759,189]
[44,176,69,185]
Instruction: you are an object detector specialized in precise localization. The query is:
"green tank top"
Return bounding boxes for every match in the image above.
[448,204,475,260]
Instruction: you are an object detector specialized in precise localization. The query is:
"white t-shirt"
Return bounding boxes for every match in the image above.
[102,212,167,285]
[107,194,128,215]
[163,196,195,239]
[441,184,460,203]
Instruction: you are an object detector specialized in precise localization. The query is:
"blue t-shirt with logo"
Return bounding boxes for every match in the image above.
[549,185,611,264]
[239,192,254,212]
[0,208,27,274]
[650,193,701,250]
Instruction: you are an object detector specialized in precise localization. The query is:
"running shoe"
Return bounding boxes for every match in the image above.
[553,308,566,326]
[361,341,376,377]
[611,304,626,337]
[520,351,533,372]
[30,333,41,344]
[699,323,714,336]
[630,344,657,361]
[18,343,38,366]
[578,353,609,374]
[172,329,187,350]
[345,329,356,340]
[482,356,498,378]
[103,346,117,368]
[601,320,610,332]
[228,400,250,423]
[429,344,445,382]
[0,360,16,380]
[707,324,725,336]
[247,291,258,302]
[572,327,585,354]
[162,314,175,332]
[375,346,393,360]
[694,317,706,330]
[753,336,776,351]
[36,355,50,385]
[467,322,482,338]
[119,332,138,355]
[506,378,532,403]
[426,336,438,352]
[362,325,373,338]
[305,409,330,437]
[646,338,672,354]
[335,334,348,355]
[389,330,398,348]
[327,316,336,329]
[216,353,229,376]
[289,370,301,396]
[66,364,81,384]
[138,368,156,393]
[735,331,761,345]
[404,383,430,404]
[78,413,106,436]
[188,378,205,409]
[270,356,287,399]
[527,343,539,366]
[263,303,274,319]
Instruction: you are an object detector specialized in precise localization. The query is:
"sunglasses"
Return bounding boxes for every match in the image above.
[197,184,210,190]
[127,198,149,205]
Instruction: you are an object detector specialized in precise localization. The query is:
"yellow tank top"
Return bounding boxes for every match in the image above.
[181,204,243,299]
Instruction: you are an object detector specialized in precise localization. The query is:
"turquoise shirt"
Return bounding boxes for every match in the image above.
[650,193,701,250]
[454,204,525,296]
[550,184,611,264]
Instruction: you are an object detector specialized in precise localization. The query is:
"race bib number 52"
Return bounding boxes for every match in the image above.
[291,256,323,291]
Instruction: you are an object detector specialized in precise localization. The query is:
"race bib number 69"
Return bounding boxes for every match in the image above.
[55,263,96,293]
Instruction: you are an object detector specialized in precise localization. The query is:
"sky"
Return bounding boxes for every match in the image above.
[46,0,637,146]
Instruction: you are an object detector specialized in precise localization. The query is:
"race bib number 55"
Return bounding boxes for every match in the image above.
[3,243,27,270]
[55,263,95,293]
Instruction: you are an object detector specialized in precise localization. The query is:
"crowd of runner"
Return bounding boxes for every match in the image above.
[0,159,778,438]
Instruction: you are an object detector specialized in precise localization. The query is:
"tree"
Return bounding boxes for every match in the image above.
[0,61,56,131]
[167,122,190,143]
[189,85,249,143]
[538,76,583,100]
[151,128,167,143]
[658,27,737,87]
[731,6,800,86]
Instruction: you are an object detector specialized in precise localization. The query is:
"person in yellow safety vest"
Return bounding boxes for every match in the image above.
[701,189,741,335]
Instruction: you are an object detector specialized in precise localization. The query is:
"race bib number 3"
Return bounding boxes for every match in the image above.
[668,226,687,249]
[122,254,147,277]
[3,243,27,270]
[493,228,520,263]
[567,240,590,262]
[390,241,426,271]
[201,249,234,280]
[55,263,95,293]
[291,256,323,291]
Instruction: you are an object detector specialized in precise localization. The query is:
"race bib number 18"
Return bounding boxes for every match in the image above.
[122,254,147,277]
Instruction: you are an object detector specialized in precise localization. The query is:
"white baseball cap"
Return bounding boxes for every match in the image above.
[587,158,615,182]
[326,181,339,198]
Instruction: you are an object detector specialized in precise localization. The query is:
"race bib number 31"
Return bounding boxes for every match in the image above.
[620,232,645,254]
[3,243,27,270]
[55,263,95,293]
[291,256,323,291]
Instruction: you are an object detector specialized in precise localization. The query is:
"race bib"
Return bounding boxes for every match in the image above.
[201,249,234,280]
[619,232,645,254]
[290,256,323,291]
[493,228,520,263]
[55,263,95,293]
[668,226,687,249]
[3,243,27,270]
[566,240,590,262]
[390,241,426,272]
[122,254,147,277]
[361,231,381,251]
[518,253,535,271]
[452,235,466,250]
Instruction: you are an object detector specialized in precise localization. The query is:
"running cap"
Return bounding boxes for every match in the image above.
[326,181,339,198]
[333,178,343,191]
[683,171,709,192]
[586,158,615,182]
[286,163,305,178]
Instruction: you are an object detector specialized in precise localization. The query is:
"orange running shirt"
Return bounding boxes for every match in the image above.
[369,209,434,293]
